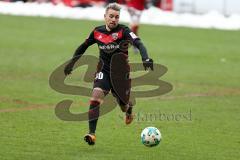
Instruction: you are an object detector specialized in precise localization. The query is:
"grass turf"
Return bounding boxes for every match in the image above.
[0,14,240,160]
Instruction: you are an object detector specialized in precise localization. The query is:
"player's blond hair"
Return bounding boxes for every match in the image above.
[105,3,121,13]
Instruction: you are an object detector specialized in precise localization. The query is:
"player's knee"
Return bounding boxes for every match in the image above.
[91,88,106,103]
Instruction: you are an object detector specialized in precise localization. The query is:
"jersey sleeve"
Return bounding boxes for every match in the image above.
[123,26,140,43]
[124,26,149,60]
[70,30,96,62]
[85,30,96,46]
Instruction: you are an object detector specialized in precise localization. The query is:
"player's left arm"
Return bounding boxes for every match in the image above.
[125,28,154,71]
[133,39,154,71]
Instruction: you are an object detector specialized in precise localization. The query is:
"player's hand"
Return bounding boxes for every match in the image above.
[142,58,154,71]
[64,62,74,75]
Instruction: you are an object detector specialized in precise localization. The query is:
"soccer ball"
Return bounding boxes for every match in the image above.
[141,127,162,147]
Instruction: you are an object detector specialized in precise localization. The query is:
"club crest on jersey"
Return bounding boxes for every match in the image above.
[111,33,119,40]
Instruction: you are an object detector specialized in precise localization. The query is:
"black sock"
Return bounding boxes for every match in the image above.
[88,101,100,134]
[126,106,132,115]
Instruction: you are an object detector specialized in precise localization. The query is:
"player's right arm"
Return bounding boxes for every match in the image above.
[64,30,96,75]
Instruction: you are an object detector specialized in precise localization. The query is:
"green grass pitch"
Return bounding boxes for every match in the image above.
[0,14,240,160]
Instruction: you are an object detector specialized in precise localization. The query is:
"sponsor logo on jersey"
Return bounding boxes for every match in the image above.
[99,43,120,53]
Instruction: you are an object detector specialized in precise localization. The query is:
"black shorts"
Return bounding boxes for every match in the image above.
[93,71,131,106]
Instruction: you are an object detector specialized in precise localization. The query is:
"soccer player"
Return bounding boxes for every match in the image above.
[64,3,153,145]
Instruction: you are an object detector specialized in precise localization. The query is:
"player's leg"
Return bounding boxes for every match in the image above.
[111,81,133,125]
[84,87,106,145]
[121,100,134,125]
[115,99,134,125]
[84,71,111,145]
[88,88,105,135]
[110,56,133,124]
[125,102,134,125]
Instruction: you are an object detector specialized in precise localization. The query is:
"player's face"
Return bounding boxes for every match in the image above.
[104,9,120,30]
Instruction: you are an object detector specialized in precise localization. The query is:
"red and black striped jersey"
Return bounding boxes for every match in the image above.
[73,24,149,73]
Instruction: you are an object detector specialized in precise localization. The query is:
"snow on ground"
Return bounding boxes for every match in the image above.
[0,1,240,30]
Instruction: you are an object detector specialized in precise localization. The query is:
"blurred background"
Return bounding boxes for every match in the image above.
[1,0,240,15]
[1,0,240,30]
